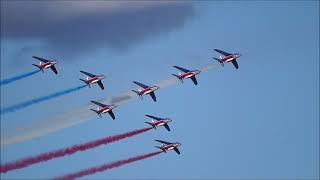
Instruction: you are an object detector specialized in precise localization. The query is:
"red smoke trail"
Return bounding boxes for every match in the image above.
[0,127,152,173]
[54,151,163,180]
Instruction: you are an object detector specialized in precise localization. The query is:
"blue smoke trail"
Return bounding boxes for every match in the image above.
[1,85,86,115]
[0,70,40,86]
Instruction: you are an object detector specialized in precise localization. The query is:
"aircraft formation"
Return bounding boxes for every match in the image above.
[1,49,241,176]
[29,48,241,155]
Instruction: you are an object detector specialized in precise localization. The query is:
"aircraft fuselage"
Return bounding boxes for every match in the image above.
[139,86,159,96]
[151,119,171,127]
[162,143,181,151]
[86,75,105,84]
[99,105,115,114]
[38,61,57,69]
[180,70,201,79]
[221,54,241,63]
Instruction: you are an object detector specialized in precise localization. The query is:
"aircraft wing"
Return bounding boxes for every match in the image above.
[32,56,49,62]
[173,147,180,154]
[155,140,172,145]
[50,65,58,74]
[149,92,157,102]
[133,81,149,88]
[90,101,107,107]
[231,60,239,69]
[97,80,105,90]
[80,70,96,77]
[163,124,171,131]
[214,49,232,56]
[173,66,190,73]
[190,76,198,85]
[145,115,162,120]
[108,110,115,120]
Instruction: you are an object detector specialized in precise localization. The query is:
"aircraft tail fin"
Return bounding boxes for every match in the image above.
[132,90,143,99]
[145,122,156,129]
[90,109,102,118]
[131,90,139,94]
[212,57,224,67]
[79,79,90,87]
[32,64,44,73]
[171,74,183,83]
[155,146,166,153]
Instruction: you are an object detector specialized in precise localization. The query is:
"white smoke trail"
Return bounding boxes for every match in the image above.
[1,64,219,147]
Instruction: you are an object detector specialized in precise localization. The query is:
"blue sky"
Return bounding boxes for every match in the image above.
[1,1,319,179]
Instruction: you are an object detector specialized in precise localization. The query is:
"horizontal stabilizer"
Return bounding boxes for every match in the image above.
[90,109,102,118]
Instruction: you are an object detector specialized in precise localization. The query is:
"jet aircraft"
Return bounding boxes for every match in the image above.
[213,49,241,69]
[172,66,201,85]
[131,81,159,102]
[79,71,105,90]
[145,115,172,131]
[32,56,58,74]
[90,101,117,120]
[155,140,181,154]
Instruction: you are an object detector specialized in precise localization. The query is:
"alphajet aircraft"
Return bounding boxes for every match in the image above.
[79,71,105,90]
[172,66,201,85]
[213,49,241,69]
[90,101,117,120]
[131,81,159,102]
[155,140,181,154]
[145,115,172,131]
[32,56,58,74]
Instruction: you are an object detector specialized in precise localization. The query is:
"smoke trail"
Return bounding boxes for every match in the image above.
[1,64,219,146]
[0,70,40,86]
[0,85,86,115]
[54,151,163,180]
[0,127,152,173]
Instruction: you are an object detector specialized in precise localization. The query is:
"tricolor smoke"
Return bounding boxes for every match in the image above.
[0,70,40,86]
[0,127,152,173]
[54,151,163,180]
[1,64,219,146]
[0,85,86,115]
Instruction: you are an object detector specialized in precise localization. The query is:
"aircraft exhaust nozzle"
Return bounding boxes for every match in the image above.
[32,64,43,73]
[80,79,91,87]
[131,90,143,100]
[90,109,102,118]
[155,146,166,152]
[212,57,224,67]
[144,122,156,129]
[172,74,183,83]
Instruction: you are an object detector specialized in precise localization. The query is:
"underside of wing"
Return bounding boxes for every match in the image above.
[97,80,104,90]
[155,140,171,145]
[133,81,149,88]
[190,76,198,85]
[173,147,180,154]
[149,92,157,102]
[145,115,162,120]
[173,66,190,73]
[80,70,96,77]
[50,65,58,74]
[90,101,107,107]
[214,49,232,56]
[32,56,49,63]
[108,110,115,120]
[231,60,239,69]
[163,124,171,131]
